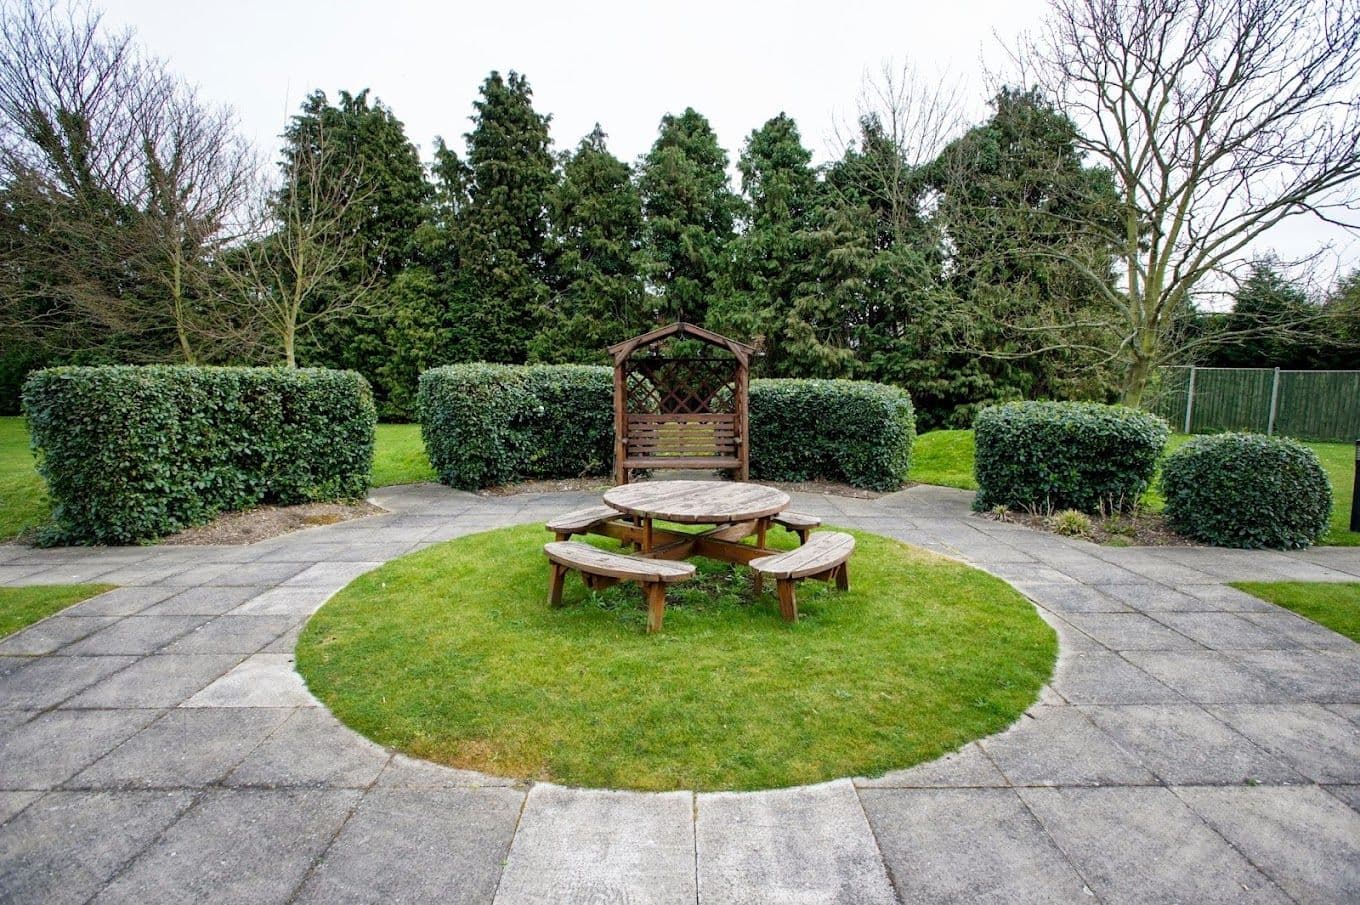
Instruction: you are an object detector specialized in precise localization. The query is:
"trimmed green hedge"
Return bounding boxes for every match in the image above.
[973,401,1169,514]
[418,364,614,489]
[1162,433,1332,549]
[749,379,915,491]
[23,366,375,544]
[417,365,915,491]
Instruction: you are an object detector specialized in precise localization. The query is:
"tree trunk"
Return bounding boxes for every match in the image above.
[1120,353,1153,408]
[283,327,296,368]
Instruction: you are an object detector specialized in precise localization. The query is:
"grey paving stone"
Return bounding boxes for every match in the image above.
[1178,583,1279,612]
[374,752,519,788]
[1051,651,1183,704]
[0,655,137,709]
[92,563,199,586]
[1020,786,1288,904]
[854,741,1008,788]
[1155,612,1298,650]
[63,654,241,708]
[0,615,120,655]
[1176,785,1360,903]
[231,586,334,615]
[1206,703,1360,783]
[295,787,524,904]
[0,708,36,734]
[696,779,896,905]
[181,652,317,707]
[1241,610,1358,650]
[0,708,161,789]
[92,788,360,904]
[978,706,1155,786]
[1047,559,1147,584]
[226,708,390,788]
[63,586,178,616]
[1326,784,1360,811]
[861,787,1091,904]
[206,560,312,587]
[1063,613,1202,651]
[60,615,211,655]
[0,790,40,824]
[1011,582,1132,615]
[1228,649,1360,701]
[160,614,295,654]
[981,563,1077,585]
[153,562,233,586]
[0,655,31,677]
[1081,704,1304,785]
[1091,581,1204,612]
[1327,702,1360,726]
[15,562,118,584]
[281,561,384,587]
[494,784,695,905]
[137,585,264,616]
[0,790,195,904]
[1123,650,1294,704]
[0,564,49,584]
[69,707,292,789]
[261,622,303,653]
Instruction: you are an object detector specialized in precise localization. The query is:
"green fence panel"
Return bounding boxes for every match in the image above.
[1148,367,1360,442]
[1275,371,1360,442]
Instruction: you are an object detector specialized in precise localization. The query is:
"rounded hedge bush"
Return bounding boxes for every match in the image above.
[973,401,1169,514]
[1161,433,1331,549]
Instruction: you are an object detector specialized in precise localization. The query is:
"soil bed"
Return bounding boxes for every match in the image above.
[161,500,384,546]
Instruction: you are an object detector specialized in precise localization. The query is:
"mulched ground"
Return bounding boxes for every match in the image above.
[160,500,386,546]
[980,508,1199,547]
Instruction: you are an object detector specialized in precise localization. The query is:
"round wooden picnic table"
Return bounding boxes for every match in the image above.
[603,480,790,525]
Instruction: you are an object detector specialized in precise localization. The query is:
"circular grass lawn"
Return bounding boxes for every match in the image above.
[297,523,1055,791]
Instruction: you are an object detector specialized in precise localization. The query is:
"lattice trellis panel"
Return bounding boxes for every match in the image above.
[625,358,738,415]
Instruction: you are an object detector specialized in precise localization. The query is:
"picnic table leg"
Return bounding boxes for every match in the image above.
[776,579,798,622]
[548,563,567,607]
[753,517,769,595]
[836,561,849,591]
[643,517,654,554]
[645,582,667,633]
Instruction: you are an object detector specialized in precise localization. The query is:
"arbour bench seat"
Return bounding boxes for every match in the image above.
[749,531,855,623]
[544,540,696,633]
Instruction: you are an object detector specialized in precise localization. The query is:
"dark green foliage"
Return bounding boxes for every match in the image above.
[417,365,915,491]
[451,72,557,363]
[418,364,613,489]
[640,109,739,324]
[22,366,375,544]
[1161,433,1332,549]
[1205,261,1333,369]
[973,402,1169,513]
[532,126,646,362]
[749,379,916,490]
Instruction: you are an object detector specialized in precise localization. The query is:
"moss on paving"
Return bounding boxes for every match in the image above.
[297,523,1056,792]
[1232,581,1360,644]
[0,584,113,639]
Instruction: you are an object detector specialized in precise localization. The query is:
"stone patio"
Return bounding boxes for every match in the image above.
[1,483,1358,903]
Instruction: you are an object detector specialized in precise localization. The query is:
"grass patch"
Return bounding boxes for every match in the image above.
[373,423,435,487]
[911,428,1358,546]
[0,584,113,639]
[0,417,49,541]
[297,523,1056,792]
[1230,581,1360,644]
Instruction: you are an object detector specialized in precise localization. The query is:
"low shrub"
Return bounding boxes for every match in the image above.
[23,366,375,544]
[749,379,915,491]
[418,364,613,489]
[417,366,916,491]
[1161,433,1331,549]
[973,401,1169,514]
[1050,509,1094,538]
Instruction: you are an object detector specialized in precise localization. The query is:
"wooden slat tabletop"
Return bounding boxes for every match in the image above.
[602,480,790,524]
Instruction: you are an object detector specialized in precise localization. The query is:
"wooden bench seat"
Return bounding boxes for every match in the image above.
[544,541,696,632]
[546,505,622,540]
[749,531,855,622]
[772,511,821,544]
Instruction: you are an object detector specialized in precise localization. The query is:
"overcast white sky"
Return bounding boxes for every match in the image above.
[100,0,1357,285]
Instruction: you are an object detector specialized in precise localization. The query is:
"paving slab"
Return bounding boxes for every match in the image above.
[231,586,334,616]
[92,788,360,904]
[1020,786,1289,904]
[282,561,384,587]
[1176,785,1360,902]
[0,790,40,824]
[63,654,242,708]
[1177,583,1279,612]
[493,784,695,905]
[60,614,211,655]
[295,787,524,904]
[69,707,292,789]
[1206,703,1360,783]
[0,655,137,709]
[1090,582,1205,613]
[1122,650,1294,704]
[1228,649,1360,701]
[1155,611,1298,650]
[180,652,317,707]
[1326,784,1360,811]
[0,615,120,655]
[1240,610,1358,650]
[696,779,895,905]
[225,707,391,788]
[0,708,161,789]
[854,741,1008,788]
[1080,704,1304,785]
[1062,613,1202,651]
[861,787,1091,904]
[1050,651,1184,704]
[0,790,195,905]
[137,585,264,616]
[1011,581,1132,614]
[63,586,178,616]
[374,752,520,788]
[160,614,296,654]
[978,705,1156,787]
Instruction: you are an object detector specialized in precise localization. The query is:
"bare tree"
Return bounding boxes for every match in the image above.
[225,128,375,367]
[0,0,257,363]
[1013,0,1360,405]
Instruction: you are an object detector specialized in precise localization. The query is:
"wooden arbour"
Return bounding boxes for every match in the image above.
[608,322,754,485]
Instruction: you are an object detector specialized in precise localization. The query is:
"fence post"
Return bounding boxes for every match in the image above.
[1183,366,1197,434]
[1351,440,1359,533]
[1266,367,1281,436]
